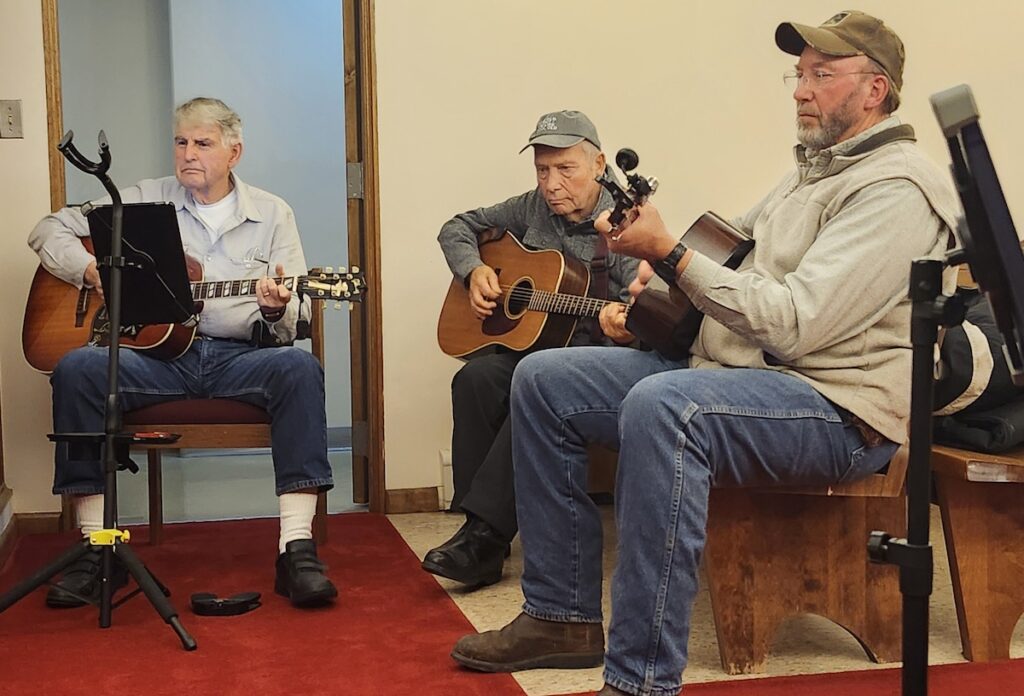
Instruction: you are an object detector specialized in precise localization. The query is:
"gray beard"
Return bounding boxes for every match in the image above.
[796,91,859,150]
[797,118,848,150]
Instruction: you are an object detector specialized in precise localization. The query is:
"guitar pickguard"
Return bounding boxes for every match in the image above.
[89,306,143,346]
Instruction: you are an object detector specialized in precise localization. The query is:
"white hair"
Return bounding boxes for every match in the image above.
[174,97,243,146]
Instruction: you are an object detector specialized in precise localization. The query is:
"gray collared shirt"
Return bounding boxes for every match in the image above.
[28,174,310,343]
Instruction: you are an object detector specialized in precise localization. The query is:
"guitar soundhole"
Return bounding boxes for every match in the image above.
[505,278,533,319]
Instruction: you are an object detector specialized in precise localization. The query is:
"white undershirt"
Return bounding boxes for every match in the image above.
[195,187,239,244]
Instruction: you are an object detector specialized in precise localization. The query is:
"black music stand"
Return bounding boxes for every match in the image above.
[87,201,196,327]
[0,130,197,650]
[867,85,1024,696]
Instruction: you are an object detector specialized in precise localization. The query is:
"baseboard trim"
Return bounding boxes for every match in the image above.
[13,512,63,537]
[0,504,63,569]
[385,486,440,513]
[0,485,15,567]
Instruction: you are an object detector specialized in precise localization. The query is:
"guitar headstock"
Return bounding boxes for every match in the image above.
[300,266,366,305]
[598,148,659,232]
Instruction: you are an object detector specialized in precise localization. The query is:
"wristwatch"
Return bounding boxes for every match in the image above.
[652,239,688,285]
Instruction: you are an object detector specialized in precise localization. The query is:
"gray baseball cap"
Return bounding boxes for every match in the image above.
[519,110,601,153]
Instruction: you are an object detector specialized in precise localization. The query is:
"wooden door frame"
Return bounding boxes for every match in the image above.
[39,0,386,513]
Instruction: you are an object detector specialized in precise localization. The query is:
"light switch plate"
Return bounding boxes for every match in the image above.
[0,100,24,139]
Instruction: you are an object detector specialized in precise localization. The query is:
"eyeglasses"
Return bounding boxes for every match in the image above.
[783,70,883,89]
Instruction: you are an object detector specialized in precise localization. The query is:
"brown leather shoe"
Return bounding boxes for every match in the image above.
[451,612,604,672]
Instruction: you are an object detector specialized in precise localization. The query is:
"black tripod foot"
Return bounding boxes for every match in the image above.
[115,544,197,651]
[171,616,198,651]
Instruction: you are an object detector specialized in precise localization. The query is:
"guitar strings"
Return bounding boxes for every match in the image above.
[493,283,621,317]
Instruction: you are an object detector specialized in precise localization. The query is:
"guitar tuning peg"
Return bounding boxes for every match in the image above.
[325,266,334,273]
[334,301,342,310]
[352,265,360,273]
[338,266,347,274]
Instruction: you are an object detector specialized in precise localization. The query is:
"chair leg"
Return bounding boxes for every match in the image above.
[147,449,163,545]
[314,490,328,544]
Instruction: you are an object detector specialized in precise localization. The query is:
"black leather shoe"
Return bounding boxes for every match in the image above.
[274,539,338,608]
[46,548,129,609]
[421,515,510,587]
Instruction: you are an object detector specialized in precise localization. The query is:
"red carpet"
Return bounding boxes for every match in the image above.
[561,659,1024,695]
[0,514,525,695]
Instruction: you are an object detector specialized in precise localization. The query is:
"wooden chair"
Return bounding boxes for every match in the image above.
[123,298,329,545]
[703,445,909,674]
[931,443,1024,661]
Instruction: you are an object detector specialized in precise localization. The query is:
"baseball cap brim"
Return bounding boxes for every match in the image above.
[775,22,862,58]
[518,133,586,154]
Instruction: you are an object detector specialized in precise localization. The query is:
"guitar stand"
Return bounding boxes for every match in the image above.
[0,130,196,650]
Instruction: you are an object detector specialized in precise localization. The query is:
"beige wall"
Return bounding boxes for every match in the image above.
[0,0,60,514]
[3,2,1024,514]
[373,1,1024,495]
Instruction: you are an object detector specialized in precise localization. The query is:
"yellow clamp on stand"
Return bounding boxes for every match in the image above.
[88,529,131,546]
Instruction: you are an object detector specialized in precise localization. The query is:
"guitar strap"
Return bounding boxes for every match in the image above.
[589,231,610,341]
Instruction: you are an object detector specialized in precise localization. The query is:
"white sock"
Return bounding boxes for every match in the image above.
[76,494,105,538]
[279,492,317,554]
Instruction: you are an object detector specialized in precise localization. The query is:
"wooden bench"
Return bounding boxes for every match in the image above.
[588,443,909,675]
[703,446,909,674]
[931,443,1024,661]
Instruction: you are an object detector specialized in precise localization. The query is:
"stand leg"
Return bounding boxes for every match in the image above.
[115,544,196,650]
[0,540,92,612]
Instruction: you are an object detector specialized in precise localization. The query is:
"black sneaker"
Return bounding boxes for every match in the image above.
[46,548,129,609]
[274,539,338,608]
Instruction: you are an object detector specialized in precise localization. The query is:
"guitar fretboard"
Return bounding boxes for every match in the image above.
[192,276,296,300]
[505,286,618,318]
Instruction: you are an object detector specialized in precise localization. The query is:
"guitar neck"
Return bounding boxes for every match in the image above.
[191,275,297,301]
[509,287,617,318]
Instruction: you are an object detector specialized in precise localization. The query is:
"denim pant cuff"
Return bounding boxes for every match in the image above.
[53,485,105,496]
[603,670,682,696]
[276,477,334,495]
[522,602,602,624]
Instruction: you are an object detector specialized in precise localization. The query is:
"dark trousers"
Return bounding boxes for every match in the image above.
[450,351,523,540]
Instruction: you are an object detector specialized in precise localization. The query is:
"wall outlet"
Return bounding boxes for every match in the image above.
[0,100,23,139]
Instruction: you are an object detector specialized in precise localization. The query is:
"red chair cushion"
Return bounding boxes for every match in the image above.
[123,399,271,425]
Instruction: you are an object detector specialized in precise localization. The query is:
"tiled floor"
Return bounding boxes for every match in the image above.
[389,506,1024,696]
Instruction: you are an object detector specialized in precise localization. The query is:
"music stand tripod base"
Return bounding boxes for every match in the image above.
[0,431,196,651]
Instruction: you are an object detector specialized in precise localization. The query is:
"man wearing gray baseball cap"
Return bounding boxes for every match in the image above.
[451,11,961,695]
[428,111,639,589]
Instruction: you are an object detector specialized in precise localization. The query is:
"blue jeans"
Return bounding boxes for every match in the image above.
[511,347,897,696]
[50,338,332,496]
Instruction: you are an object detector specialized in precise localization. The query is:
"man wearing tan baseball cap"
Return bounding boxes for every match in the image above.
[451,11,962,696]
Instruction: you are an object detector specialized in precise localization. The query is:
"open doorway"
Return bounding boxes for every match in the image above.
[40,0,385,518]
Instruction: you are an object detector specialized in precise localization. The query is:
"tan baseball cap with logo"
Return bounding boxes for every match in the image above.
[775,10,905,91]
[520,110,601,153]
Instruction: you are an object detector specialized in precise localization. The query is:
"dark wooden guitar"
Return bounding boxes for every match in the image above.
[437,232,624,358]
[626,212,753,360]
[23,237,366,373]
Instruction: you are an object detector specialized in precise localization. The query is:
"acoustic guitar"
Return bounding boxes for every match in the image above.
[436,214,753,361]
[437,232,624,359]
[625,212,754,360]
[22,237,366,373]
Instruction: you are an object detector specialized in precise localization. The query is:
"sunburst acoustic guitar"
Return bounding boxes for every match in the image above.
[22,237,365,373]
